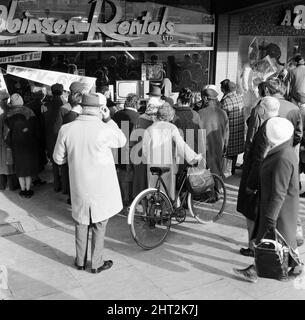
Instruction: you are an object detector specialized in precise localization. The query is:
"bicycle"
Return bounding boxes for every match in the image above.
[127,163,227,250]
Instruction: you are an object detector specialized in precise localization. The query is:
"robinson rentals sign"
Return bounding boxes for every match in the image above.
[0,0,175,42]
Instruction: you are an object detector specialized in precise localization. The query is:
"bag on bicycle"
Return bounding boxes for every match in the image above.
[187,158,214,195]
[254,228,300,281]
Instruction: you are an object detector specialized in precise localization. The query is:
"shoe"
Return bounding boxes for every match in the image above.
[74,260,86,271]
[19,190,26,197]
[91,260,113,274]
[288,263,305,278]
[24,190,34,198]
[240,247,254,257]
[233,265,258,283]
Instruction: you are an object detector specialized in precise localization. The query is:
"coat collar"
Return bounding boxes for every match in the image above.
[266,139,293,157]
[77,114,101,121]
[174,106,192,112]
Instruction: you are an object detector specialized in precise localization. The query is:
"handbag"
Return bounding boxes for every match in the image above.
[254,229,300,281]
[187,158,214,195]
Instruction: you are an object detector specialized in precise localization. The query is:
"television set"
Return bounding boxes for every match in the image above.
[116,80,149,101]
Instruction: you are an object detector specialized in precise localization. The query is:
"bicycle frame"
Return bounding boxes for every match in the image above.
[154,165,188,211]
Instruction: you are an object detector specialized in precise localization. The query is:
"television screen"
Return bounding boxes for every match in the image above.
[117,81,138,99]
[116,80,149,100]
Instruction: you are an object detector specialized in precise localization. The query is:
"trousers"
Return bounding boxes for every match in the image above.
[75,217,108,269]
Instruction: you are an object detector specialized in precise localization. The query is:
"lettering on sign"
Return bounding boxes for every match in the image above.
[0,0,175,42]
[281,5,305,29]
[0,52,41,64]
[6,65,96,93]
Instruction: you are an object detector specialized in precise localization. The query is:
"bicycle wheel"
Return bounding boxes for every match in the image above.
[128,188,172,250]
[188,174,226,223]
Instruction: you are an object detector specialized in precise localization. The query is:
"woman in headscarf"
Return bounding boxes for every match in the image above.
[4,93,40,198]
[142,102,201,200]
[234,117,302,282]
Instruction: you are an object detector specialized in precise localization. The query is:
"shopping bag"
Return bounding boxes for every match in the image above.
[187,158,214,195]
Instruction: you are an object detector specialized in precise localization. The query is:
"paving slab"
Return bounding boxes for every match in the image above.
[1,166,305,300]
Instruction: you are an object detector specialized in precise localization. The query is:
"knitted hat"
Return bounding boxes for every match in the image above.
[266,117,294,147]
[69,81,85,94]
[9,93,24,107]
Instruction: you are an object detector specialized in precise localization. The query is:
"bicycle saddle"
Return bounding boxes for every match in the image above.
[150,167,170,175]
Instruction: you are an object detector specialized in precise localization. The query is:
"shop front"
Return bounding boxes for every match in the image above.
[215,0,305,117]
[0,0,215,104]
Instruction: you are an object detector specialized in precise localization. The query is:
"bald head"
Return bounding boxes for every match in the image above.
[260,96,280,119]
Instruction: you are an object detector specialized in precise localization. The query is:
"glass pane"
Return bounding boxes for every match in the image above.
[0,0,214,47]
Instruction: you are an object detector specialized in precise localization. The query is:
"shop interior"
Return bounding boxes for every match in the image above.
[0,50,211,107]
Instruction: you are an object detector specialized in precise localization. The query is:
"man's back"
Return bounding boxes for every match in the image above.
[289,65,305,102]
[278,97,302,146]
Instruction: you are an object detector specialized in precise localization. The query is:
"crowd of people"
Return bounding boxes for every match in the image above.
[0,54,304,279]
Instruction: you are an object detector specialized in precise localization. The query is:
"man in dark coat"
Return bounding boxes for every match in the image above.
[198,88,229,177]
[43,83,69,192]
[61,82,86,204]
[220,79,245,174]
[237,96,280,257]
[113,94,140,206]
[287,54,305,105]
[234,118,301,283]
[173,87,203,154]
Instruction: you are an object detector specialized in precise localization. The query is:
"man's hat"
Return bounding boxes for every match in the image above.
[69,81,85,94]
[147,85,162,97]
[202,88,218,100]
[81,93,103,107]
[51,83,64,95]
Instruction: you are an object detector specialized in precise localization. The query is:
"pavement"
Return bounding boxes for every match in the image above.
[1,166,305,300]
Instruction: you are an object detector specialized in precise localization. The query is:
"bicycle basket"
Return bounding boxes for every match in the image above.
[187,166,215,195]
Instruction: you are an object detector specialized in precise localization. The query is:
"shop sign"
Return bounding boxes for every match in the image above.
[281,5,305,29]
[6,65,96,93]
[0,52,41,65]
[0,0,174,42]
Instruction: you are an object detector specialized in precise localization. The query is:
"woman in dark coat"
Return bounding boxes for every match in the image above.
[5,94,40,198]
[131,103,157,199]
[234,117,301,283]
[237,96,280,257]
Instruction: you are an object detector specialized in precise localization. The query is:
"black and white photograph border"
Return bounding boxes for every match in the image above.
[0,0,305,303]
